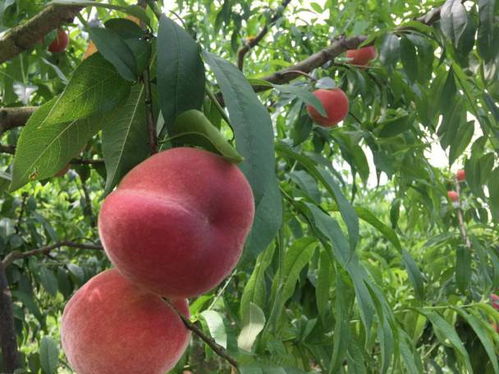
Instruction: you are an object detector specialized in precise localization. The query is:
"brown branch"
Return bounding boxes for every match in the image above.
[0,107,37,133]
[164,299,239,370]
[0,262,21,373]
[0,4,83,65]
[2,241,103,268]
[237,0,292,70]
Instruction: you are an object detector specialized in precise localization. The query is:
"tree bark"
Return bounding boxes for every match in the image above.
[0,263,21,373]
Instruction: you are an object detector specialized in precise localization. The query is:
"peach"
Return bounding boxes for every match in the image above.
[61,269,190,374]
[306,88,349,127]
[346,46,377,66]
[447,190,459,202]
[83,41,97,60]
[98,147,255,298]
[456,169,465,182]
[48,29,69,53]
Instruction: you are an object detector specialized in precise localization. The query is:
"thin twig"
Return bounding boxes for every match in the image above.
[237,0,292,70]
[2,241,103,268]
[164,299,239,369]
[79,176,96,227]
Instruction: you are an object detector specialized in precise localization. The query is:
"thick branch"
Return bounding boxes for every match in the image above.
[0,107,36,133]
[164,299,239,369]
[0,263,21,373]
[2,241,103,268]
[237,0,292,70]
[0,4,82,65]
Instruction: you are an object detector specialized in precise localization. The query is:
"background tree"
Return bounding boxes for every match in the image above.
[0,0,498,373]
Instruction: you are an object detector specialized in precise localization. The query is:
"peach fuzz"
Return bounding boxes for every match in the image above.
[98,147,255,298]
[61,269,190,374]
[306,88,349,127]
[346,46,377,66]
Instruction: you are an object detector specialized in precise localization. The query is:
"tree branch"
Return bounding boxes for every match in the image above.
[164,299,239,370]
[2,241,103,268]
[237,0,292,70]
[0,4,83,65]
[0,107,37,133]
[0,262,21,373]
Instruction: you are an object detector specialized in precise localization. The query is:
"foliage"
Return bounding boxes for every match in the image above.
[0,0,498,373]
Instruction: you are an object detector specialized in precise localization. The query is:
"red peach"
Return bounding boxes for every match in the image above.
[447,190,459,202]
[48,29,69,53]
[98,147,255,298]
[456,169,466,182]
[306,88,349,127]
[346,46,377,66]
[61,269,190,374]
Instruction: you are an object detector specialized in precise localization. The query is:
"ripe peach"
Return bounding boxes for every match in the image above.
[98,147,255,298]
[48,29,69,53]
[61,269,190,374]
[346,46,377,66]
[447,190,459,202]
[456,169,466,182]
[306,88,349,127]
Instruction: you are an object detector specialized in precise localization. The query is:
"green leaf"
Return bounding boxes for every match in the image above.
[157,15,205,130]
[0,170,11,192]
[203,51,276,205]
[238,302,266,352]
[316,250,332,323]
[454,307,499,373]
[102,84,149,194]
[355,207,402,251]
[39,266,58,297]
[477,0,498,63]
[87,27,137,81]
[402,250,425,300]
[10,54,131,191]
[440,0,469,47]
[170,109,243,163]
[39,336,58,374]
[49,1,150,25]
[200,310,227,349]
[455,245,471,293]
[420,310,473,373]
[329,272,350,373]
[488,167,499,221]
[243,178,283,261]
[272,84,326,116]
[400,36,418,83]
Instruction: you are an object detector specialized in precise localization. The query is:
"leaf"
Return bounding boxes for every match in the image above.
[440,0,469,47]
[488,167,499,221]
[330,272,350,373]
[200,310,227,349]
[272,84,326,116]
[454,308,499,373]
[355,207,402,251]
[238,302,266,352]
[402,250,425,300]
[102,84,150,194]
[39,267,58,297]
[0,170,11,192]
[420,310,473,373]
[455,245,471,293]
[39,336,58,374]
[316,250,332,323]
[170,109,243,163]
[157,15,205,130]
[203,51,276,205]
[477,0,498,63]
[49,1,150,25]
[10,54,131,191]
[243,178,283,261]
[400,36,418,83]
[87,27,137,81]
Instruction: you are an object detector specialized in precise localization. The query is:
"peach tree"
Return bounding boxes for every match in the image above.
[0,0,498,373]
